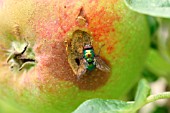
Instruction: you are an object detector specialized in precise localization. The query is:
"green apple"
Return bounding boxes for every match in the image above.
[0,0,150,113]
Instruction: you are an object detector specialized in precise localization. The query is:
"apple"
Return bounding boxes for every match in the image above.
[0,0,150,113]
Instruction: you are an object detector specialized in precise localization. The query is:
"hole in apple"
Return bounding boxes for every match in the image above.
[75,58,80,66]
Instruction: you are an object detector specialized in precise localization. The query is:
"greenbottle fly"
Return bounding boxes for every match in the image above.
[77,44,110,78]
[65,30,110,78]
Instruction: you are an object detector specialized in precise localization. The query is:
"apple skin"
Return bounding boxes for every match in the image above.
[0,0,150,113]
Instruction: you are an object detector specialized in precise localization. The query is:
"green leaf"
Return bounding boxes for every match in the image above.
[124,0,170,18]
[73,79,170,113]
[134,79,150,108]
[73,99,134,113]
[146,49,170,82]
[73,79,152,113]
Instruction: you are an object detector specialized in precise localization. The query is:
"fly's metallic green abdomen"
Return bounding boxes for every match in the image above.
[83,45,96,71]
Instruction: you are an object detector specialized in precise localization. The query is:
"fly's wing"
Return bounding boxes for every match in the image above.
[77,59,88,78]
[95,56,110,72]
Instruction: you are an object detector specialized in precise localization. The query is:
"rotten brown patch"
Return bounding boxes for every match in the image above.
[65,30,110,90]
[35,30,110,91]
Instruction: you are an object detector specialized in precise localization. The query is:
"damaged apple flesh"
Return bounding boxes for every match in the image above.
[0,0,150,113]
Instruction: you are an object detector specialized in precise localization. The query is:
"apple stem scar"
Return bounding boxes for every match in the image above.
[6,25,37,71]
